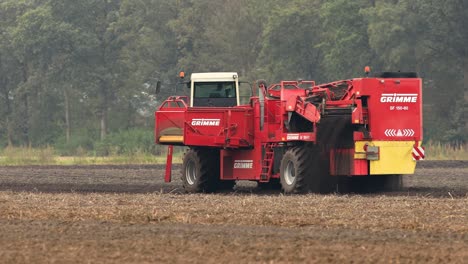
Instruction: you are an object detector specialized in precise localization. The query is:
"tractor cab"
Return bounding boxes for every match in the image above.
[188,72,241,107]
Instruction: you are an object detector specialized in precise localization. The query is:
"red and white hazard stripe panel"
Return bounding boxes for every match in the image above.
[412,146,425,161]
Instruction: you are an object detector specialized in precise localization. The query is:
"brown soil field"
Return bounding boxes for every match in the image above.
[0,161,467,263]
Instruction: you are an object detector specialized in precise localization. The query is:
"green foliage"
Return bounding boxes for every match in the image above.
[0,0,466,152]
[363,0,429,72]
[257,0,324,82]
[54,130,96,156]
[319,0,373,80]
[94,128,159,156]
[425,142,468,160]
[0,146,55,165]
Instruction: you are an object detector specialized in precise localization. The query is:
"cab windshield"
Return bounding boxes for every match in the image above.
[194,82,236,98]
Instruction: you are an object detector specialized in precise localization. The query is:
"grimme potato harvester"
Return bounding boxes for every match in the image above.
[155,70,424,193]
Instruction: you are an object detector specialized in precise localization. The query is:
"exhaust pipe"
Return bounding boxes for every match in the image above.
[257,80,267,131]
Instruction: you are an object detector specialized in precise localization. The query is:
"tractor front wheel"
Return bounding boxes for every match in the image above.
[181,148,219,193]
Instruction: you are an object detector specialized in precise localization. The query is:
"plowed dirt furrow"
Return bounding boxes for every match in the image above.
[0,161,467,263]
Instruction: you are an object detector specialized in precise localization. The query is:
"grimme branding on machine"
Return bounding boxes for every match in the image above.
[233,160,253,169]
[286,134,300,140]
[191,118,221,126]
[380,93,418,103]
[286,134,311,140]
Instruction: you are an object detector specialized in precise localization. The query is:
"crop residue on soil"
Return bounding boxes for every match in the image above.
[0,161,467,263]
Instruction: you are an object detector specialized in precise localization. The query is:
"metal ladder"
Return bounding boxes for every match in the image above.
[260,143,276,181]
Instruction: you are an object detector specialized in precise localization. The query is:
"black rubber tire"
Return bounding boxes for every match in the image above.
[280,146,312,194]
[181,148,219,193]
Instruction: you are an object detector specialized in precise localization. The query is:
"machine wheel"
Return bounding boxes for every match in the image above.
[181,148,219,193]
[280,146,312,194]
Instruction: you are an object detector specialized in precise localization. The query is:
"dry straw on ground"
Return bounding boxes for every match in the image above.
[0,163,467,263]
[1,192,467,233]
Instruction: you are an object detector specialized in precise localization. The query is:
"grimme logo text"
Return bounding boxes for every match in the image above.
[191,118,220,126]
[234,160,253,169]
[380,93,418,103]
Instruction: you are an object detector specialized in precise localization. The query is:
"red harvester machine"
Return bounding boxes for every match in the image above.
[155,70,424,193]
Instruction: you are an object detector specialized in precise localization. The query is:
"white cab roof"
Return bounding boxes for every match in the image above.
[191,72,238,82]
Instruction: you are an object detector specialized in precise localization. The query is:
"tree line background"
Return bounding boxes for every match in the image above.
[0,0,466,155]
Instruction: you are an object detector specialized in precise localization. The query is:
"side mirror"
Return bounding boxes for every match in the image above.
[155,81,161,94]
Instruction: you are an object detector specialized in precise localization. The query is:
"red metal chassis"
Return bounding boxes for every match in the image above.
[155,77,423,183]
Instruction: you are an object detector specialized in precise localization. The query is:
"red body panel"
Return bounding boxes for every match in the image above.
[359,78,422,141]
[184,107,254,148]
[155,96,188,145]
[221,149,260,180]
[329,149,367,176]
